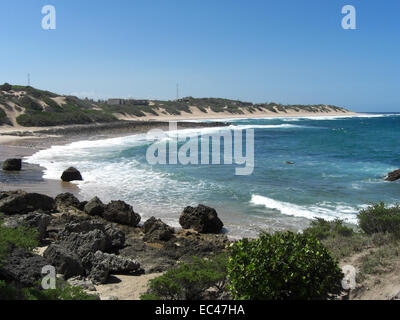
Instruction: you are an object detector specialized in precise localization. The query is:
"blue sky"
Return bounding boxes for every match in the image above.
[0,0,399,112]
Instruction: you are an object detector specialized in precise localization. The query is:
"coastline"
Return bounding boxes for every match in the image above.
[0,110,361,200]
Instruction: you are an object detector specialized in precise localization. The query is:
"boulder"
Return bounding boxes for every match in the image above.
[385,169,400,181]
[2,212,51,240]
[84,197,105,216]
[0,191,55,215]
[179,204,224,234]
[83,251,141,284]
[43,244,84,279]
[61,229,108,258]
[2,158,22,171]
[56,222,123,255]
[0,246,49,287]
[142,216,174,242]
[87,263,109,285]
[61,167,83,182]
[103,200,141,226]
[55,193,81,209]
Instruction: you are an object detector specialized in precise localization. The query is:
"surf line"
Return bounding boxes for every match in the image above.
[145,121,254,176]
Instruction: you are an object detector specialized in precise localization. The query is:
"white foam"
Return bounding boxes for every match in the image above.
[250,194,359,224]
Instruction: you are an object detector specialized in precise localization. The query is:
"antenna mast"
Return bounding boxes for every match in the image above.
[176,82,179,100]
[27,73,31,86]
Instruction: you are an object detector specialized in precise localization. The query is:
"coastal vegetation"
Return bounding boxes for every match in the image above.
[1,185,400,300]
[0,83,352,128]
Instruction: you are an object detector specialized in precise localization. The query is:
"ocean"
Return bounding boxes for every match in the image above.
[25,114,400,238]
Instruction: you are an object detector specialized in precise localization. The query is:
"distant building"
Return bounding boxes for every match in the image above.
[107,98,149,106]
[107,99,125,105]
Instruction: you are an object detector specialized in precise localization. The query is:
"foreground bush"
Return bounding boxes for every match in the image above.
[303,218,354,240]
[358,202,400,235]
[141,254,228,300]
[0,220,38,263]
[0,280,97,300]
[227,231,343,300]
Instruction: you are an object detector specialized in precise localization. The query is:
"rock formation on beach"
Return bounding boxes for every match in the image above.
[0,190,228,296]
[61,167,83,182]
[2,158,22,171]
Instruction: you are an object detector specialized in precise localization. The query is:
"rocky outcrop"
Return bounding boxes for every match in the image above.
[2,212,51,240]
[0,246,49,287]
[179,204,224,234]
[55,193,81,210]
[0,190,55,215]
[2,158,22,171]
[103,200,140,226]
[385,169,400,181]
[61,167,83,182]
[43,244,84,279]
[142,217,174,242]
[84,197,105,216]
[83,251,141,284]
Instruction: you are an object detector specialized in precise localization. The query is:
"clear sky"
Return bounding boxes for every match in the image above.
[1,0,399,112]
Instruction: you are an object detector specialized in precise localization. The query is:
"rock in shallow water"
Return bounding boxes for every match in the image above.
[61,167,83,182]
[2,158,22,171]
[385,169,400,181]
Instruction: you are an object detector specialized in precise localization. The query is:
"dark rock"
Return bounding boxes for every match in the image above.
[2,212,51,240]
[78,201,88,211]
[43,244,84,279]
[56,221,126,259]
[179,204,224,234]
[61,167,83,182]
[84,197,105,216]
[103,200,140,226]
[2,158,22,171]
[55,193,81,209]
[0,246,49,287]
[83,251,140,284]
[385,169,400,181]
[87,263,109,285]
[61,229,108,258]
[91,251,140,274]
[0,190,55,215]
[142,217,174,242]
[104,224,125,250]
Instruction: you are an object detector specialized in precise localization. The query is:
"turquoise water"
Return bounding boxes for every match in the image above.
[26,114,400,238]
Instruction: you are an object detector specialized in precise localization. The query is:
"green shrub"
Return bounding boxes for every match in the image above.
[0,279,97,300]
[303,218,354,240]
[0,83,12,92]
[17,96,42,111]
[358,202,400,235]
[141,254,228,300]
[227,231,343,300]
[0,220,38,263]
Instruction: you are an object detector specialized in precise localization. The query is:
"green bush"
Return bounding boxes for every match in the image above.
[0,220,38,263]
[17,96,43,111]
[141,254,228,300]
[227,231,343,300]
[0,280,98,300]
[0,83,12,92]
[303,218,354,240]
[358,202,400,235]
